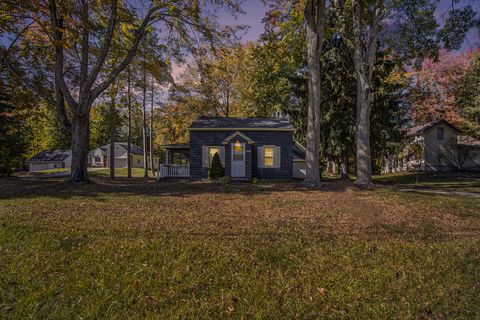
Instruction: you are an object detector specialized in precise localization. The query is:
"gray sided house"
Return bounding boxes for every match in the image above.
[29,150,72,172]
[160,117,307,180]
[88,142,159,169]
[382,120,480,173]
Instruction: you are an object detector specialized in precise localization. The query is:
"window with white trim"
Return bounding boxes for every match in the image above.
[264,147,274,167]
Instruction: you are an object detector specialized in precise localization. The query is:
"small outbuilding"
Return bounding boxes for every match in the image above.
[29,150,72,172]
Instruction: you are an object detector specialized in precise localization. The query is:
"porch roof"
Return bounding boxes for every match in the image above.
[162,143,190,150]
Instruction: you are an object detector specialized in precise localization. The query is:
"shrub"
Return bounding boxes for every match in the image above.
[208,152,224,180]
[218,176,230,184]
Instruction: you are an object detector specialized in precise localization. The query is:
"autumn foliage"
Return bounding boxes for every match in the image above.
[410,49,480,132]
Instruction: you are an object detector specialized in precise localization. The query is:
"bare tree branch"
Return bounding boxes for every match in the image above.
[83,0,118,95]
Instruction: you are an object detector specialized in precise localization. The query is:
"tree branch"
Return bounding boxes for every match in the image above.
[83,0,118,95]
[366,0,383,81]
[79,0,90,94]
[48,0,78,110]
[90,5,156,103]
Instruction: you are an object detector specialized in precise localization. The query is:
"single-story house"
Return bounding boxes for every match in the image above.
[29,150,71,172]
[88,142,159,169]
[159,117,307,180]
[382,119,480,173]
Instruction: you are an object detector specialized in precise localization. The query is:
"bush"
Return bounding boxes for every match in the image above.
[208,152,224,180]
[218,176,230,184]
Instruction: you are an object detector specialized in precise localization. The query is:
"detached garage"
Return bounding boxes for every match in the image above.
[29,150,72,172]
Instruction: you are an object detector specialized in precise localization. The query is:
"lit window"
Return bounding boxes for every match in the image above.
[437,127,444,140]
[233,143,244,161]
[209,147,219,165]
[264,147,274,167]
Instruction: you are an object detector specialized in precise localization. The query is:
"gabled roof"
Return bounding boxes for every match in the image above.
[162,143,190,150]
[407,119,461,136]
[222,131,254,144]
[91,142,144,155]
[118,143,144,155]
[30,150,71,162]
[458,135,480,147]
[293,142,306,160]
[189,117,295,131]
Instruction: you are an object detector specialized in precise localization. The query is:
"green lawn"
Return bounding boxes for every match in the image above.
[89,167,156,178]
[1,177,479,319]
[374,172,480,192]
[30,168,156,178]
[29,168,70,175]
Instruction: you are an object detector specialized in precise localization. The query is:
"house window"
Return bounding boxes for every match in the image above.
[232,143,244,161]
[209,147,220,165]
[264,147,274,167]
[437,127,444,140]
[138,159,140,164]
[95,156,101,162]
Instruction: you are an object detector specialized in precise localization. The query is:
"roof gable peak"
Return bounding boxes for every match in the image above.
[222,131,254,145]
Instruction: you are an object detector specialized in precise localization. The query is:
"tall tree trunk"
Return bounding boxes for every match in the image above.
[142,68,149,178]
[48,0,156,183]
[352,0,382,187]
[303,0,326,188]
[70,109,90,182]
[53,16,71,137]
[109,84,116,180]
[127,66,132,178]
[340,148,349,179]
[149,77,155,177]
[355,77,372,184]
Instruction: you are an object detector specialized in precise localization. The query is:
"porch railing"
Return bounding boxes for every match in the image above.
[159,164,190,178]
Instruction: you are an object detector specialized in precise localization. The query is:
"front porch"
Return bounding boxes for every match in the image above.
[159,144,190,178]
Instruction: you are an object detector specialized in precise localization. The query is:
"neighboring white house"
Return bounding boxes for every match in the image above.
[88,142,159,169]
[29,150,72,172]
[382,120,480,173]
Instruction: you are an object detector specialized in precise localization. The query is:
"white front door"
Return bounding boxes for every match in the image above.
[231,143,246,177]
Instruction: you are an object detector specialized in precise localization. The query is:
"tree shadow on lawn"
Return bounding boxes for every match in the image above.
[0,176,353,201]
[374,172,480,191]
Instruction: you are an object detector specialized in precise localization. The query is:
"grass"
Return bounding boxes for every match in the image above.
[29,167,156,178]
[1,177,479,319]
[373,172,480,192]
[89,167,156,178]
[29,168,70,175]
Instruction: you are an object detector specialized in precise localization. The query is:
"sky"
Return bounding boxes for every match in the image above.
[170,0,479,80]
[215,0,480,46]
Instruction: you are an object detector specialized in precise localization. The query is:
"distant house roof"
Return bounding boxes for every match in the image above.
[162,143,190,150]
[407,120,461,136]
[293,142,306,160]
[189,117,295,131]
[118,143,144,155]
[30,150,71,162]
[91,142,144,155]
[458,135,480,147]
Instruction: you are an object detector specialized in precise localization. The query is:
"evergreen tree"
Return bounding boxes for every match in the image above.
[0,93,27,175]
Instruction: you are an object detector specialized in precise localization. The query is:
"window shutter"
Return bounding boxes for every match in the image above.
[274,146,281,168]
[219,146,225,167]
[258,146,264,168]
[202,146,209,167]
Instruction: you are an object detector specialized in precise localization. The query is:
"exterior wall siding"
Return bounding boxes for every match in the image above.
[190,130,293,179]
[423,124,459,171]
